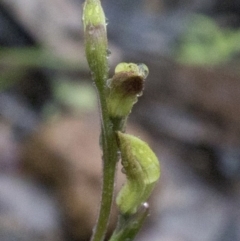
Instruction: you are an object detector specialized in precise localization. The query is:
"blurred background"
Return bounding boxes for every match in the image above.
[0,0,240,240]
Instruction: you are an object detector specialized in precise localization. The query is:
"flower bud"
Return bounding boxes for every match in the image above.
[82,0,109,87]
[107,63,149,118]
[116,132,160,215]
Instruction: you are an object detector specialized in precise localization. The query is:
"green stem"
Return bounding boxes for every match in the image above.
[91,83,120,241]
[109,204,149,241]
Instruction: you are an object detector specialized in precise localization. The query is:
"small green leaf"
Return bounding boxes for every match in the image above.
[116,132,160,215]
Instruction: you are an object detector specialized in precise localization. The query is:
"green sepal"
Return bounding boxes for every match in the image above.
[107,63,149,118]
[116,132,160,215]
[115,62,149,79]
[82,0,109,88]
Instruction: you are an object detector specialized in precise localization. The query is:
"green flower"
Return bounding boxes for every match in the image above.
[116,132,160,215]
[107,63,149,118]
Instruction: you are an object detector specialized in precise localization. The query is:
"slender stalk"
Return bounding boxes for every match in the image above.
[83,1,120,240]
[91,84,120,241]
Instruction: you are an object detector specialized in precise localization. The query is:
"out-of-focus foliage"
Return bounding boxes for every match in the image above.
[176,14,240,65]
[42,79,97,119]
[0,47,87,91]
[0,47,97,119]
[53,80,96,113]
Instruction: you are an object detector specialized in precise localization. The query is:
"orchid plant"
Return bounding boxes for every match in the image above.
[82,1,160,241]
